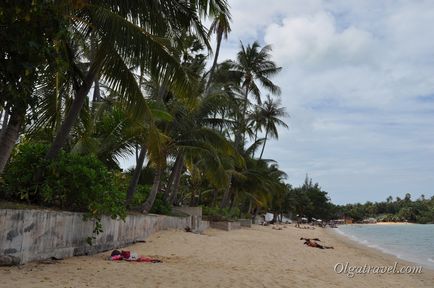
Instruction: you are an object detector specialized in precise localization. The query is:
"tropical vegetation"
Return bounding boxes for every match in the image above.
[338,194,434,224]
[0,0,298,229]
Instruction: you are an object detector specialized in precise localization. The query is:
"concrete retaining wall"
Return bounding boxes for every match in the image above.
[210,221,241,231]
[239,219,252,228]
[199,220,210,231]
[172,207,205,232]
[0,209,193,264]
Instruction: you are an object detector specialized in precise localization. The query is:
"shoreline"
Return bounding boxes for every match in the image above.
[1,225,433,287]
[326,227,434,272]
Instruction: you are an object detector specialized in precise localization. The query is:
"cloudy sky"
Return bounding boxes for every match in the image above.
[216,0,434,204]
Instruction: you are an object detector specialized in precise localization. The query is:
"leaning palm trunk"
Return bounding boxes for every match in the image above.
[125,145,147,206]
[259,127,269,160]
[0,110,24,173]
[204,31,223,94]
[141,168,163,214]
[45,61,100,160]
[163,153,183,201]
[0,110,10,141]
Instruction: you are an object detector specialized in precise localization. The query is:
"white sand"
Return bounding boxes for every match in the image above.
[1,225,433,288]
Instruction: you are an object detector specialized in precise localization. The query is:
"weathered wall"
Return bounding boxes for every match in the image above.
[239,219,252,228]
[0,209,192,264]
[209,221,241,231]
[172,207,205,232]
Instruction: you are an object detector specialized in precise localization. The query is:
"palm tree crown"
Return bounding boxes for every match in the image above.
[258,95,288,159]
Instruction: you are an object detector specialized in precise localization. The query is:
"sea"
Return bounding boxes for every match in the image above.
[335,224,434,269]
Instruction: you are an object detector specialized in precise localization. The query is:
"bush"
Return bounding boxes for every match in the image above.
[202,206,240,221]
[1,143,48,202]
[2,143,126,220]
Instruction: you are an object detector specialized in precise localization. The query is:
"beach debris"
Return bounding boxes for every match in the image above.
[38,256,64,265]
[185,226,192,232]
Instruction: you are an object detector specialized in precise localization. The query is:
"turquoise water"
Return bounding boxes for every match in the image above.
[336,224,434,269]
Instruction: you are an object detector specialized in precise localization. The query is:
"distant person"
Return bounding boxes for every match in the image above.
[300,237,333,249]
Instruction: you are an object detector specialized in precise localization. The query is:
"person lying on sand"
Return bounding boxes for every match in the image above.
[300,237,321,241]
[300,238,334,249]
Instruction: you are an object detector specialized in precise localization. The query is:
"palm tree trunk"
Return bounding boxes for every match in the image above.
[247,199,253,214]
[92,80,101,102]
[220,176,232,208]
[205,31,223,94]
[211,189,218,207]
[259,127,269,159]
[0,109,24,173]
[228,190,236,209]
[163,153,183,201]
[251,128,259,157]
[169,157,184,205]
[252,206,258,222]
[125,145,147,206]
[45,64,99,160]
[0,110,10,141]
[141,168,163,214]
[239,85,250,147]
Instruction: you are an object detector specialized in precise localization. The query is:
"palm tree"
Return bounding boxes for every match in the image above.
[258,95,288,159]
[228,41,282,147]
[205,12,232,93]
[45,1,208,161]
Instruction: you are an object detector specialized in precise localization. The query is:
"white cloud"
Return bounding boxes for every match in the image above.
[264,12,374,67]
[125,1,434,205]
[219,0,434,203]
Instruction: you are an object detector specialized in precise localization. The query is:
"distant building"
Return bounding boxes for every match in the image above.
[344,216,353,224]
[362,218,377,224]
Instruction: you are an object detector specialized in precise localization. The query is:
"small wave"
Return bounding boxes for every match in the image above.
[428,258,434,263]
[335,228,371,245]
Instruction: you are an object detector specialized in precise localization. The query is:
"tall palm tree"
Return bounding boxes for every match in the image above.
[205,11,232,93]
[258,95,288,159]
[228,41,282,147]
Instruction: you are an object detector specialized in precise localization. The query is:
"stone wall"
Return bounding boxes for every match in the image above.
[0,209,193,264]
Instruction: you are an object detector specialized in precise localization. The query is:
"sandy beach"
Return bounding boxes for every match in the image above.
[1,225,433,288]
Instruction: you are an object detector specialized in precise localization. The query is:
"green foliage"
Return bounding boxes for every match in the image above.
[131,185,171,215]
[338,194,434,224]
[1,143,48,202]
[202,206,240,221]
[2,143,126,220]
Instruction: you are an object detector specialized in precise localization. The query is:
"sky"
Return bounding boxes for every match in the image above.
[215,0,434,204]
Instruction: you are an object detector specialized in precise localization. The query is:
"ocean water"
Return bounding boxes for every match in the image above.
[335,224,434,269]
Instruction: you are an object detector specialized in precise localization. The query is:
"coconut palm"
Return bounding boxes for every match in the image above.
[205,12,232,93]
[228,41,282,147]
[44,1,212,161]
[258,95,288,159]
